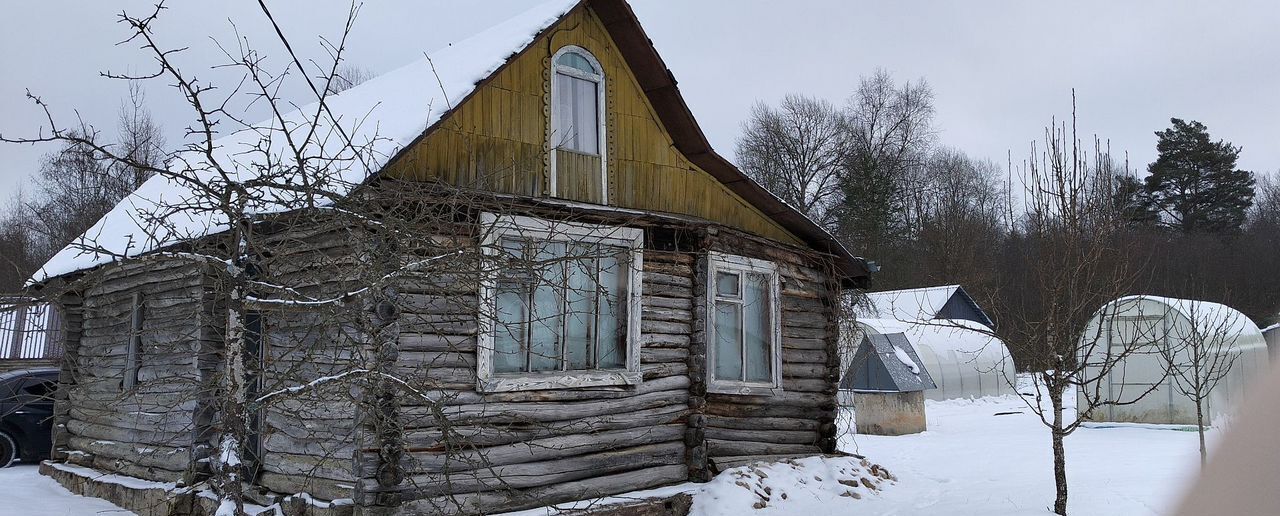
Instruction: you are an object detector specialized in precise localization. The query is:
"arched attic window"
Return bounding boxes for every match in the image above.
[550,46,607,203]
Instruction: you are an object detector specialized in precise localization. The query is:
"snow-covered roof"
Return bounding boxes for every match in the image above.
[1108,295,1263,339]
[30,0,869,287]
[29,0,580,284]
[859,285,994,328]
[857,317,1001,357]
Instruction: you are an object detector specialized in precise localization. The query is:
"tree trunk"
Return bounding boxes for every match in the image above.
[1051,388,1068,515]
[216,288,248,516]
[1196,399,1207,468]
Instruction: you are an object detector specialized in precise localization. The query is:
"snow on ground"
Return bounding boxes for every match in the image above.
[840,380,1212,515]
[0,464,133,515]
[690,456,896,516]
[0,376,1210,516]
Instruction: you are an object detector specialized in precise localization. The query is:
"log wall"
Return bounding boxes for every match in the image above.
[363,215,842,515]
[361,244,695,514]
[251,220,371,502]
[697,231,841,473]
[59,258,207,483]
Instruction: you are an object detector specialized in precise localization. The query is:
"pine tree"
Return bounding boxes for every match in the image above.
[1113,174,1158,227]
[1144,118,1255,233]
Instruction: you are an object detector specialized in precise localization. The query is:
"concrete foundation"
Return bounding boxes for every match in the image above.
[40,461,354,516]
[853,391,927,436]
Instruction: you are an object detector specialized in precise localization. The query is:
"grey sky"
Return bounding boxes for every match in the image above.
[2,1,1278,198]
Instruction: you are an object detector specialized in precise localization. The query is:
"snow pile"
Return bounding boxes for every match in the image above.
[689,456,895,515]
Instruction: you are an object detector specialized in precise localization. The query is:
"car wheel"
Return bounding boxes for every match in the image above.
[0,432,17,468]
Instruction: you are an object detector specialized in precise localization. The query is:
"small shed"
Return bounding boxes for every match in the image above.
[846,318,1014,401]
[843,333,935,435]
[1080,295,1271,425]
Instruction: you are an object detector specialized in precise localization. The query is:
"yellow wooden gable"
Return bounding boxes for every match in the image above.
[383,5,802,246]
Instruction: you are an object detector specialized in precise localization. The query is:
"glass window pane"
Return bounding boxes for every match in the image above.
[715,272,739,298]
[743,273,772,382]
[573,78,599,155]
[556,52,598,75]
[529,241,566,372]
[552,73,576,149]
[596,250,626,369]
[714,302,743,381]
[564,248,595,370]
[494,282,526,373]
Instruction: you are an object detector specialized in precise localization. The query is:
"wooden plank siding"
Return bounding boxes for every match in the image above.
[383,5,803,248]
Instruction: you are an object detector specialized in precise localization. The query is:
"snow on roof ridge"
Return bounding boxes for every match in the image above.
[859,285,962,323]
[864,285,961,296]
[1108,294,1263,338]
[29,0,581,285]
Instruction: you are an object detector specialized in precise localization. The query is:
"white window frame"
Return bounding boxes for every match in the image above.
[705,252,783,396]
[477,213,643,392]
[548,45,608,203]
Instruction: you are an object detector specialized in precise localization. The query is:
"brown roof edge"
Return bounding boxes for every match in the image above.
[590,0,870,285]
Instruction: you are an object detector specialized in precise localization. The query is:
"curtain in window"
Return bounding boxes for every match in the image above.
[743,273,772,382]
[713,270,773,383]
[553,73,599,155]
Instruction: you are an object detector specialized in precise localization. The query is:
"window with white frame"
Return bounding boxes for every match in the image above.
[549,46,607,202]
[478,213,642,392]
[551,46,603,155]
[707,252,782,395]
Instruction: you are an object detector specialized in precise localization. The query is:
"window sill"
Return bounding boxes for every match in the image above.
[478,370,642,393]
[707,381,781,396]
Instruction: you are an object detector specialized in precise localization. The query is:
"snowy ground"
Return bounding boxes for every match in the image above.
[0,381,1210,516]
[838,389,1211,515]
[0,464,131,515]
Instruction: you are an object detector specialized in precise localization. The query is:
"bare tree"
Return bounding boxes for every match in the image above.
[986,94,1164,515]
[907,148,1008,295]
[6,82,163,264]
[1248,171,1280,231]
[735,95,848,228]
[837,68,935,255]
[326,63,375,95]
[0,204,39,292]
[1158,299,1243,468]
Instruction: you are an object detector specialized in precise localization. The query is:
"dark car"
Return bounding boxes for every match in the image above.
[0,368,58,467]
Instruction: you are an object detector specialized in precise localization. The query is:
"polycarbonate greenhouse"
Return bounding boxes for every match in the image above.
[1079,295,1271,425]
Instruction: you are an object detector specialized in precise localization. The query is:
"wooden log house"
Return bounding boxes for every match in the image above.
[28,0,870,514]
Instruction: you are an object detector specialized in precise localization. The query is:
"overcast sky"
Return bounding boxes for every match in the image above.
[2,0,1278,197]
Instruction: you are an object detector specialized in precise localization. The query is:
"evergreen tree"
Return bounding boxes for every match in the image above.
[1113,174,1157,226]
[1144,118,1255,233]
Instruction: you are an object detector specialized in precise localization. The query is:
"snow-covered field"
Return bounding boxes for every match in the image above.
[0,384,1210,516]
[839,392,1210,515]
[0,464,130,515]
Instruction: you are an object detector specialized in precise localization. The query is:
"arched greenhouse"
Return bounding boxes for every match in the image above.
[1078,295,1270,425]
